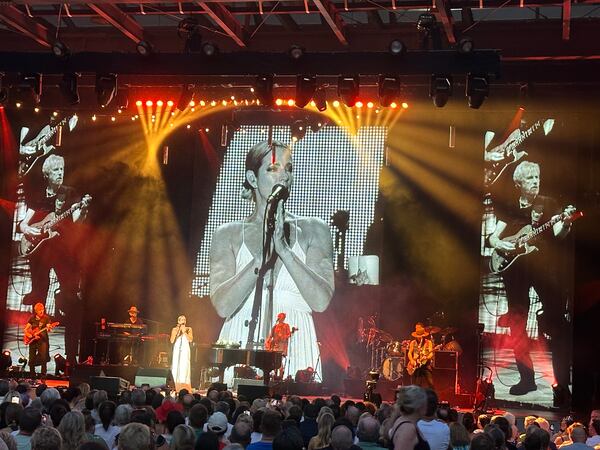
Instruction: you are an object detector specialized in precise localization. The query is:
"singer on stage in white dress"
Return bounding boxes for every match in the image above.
[209,140,335,386]
[170,315,193,390]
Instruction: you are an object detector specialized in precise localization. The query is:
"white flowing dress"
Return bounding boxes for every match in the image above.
[172,333,191,389]
[218,220,321,386]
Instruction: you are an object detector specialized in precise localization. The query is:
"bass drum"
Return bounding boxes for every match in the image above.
[381,357,403,381]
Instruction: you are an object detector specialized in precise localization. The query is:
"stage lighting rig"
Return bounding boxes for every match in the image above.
[313,86,327,112]
[295,75,317,108]
[417,13,442,50]
[378,75,402,107]
[54,354,67,376]
[178,17,203,53]
[95,73,117,107]
[457,37,474,54]
[136,40,153,56]
[466,73,489,109]
[52,40,70,59]
[177,84,195,111]
[16,73,42,105]
[430,74,452,108]
[289,45,305,60]
[291,119,307,141]
[253,74,274,107]
[59,73,80,105]
[389,39,407,56]
[338,75,359,107]
[0,350,11,371]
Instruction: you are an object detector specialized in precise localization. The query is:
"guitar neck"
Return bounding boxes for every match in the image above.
[507,121,542,153]
[46,203,78,229]
[521,214,564,244]
[36,117,68,147]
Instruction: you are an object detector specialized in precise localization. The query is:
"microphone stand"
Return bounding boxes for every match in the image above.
[246,201,278,350]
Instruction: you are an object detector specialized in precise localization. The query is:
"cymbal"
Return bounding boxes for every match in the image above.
[441,327,458,335]
[425,326,441,334]
[367,328,393,343]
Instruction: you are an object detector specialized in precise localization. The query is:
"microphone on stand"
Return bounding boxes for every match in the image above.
[267,183,289,204]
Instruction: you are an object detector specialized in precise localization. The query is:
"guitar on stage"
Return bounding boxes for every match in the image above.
[484,119,554,187]
[24,321,60,345]
[19,115,78,177]
[18,194,92,257]
[407,347,432,376]
[490,207,582,274]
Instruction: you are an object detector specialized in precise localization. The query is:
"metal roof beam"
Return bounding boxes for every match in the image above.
[312,0,348,45]
[562,0,571,40]
[434,0,456,44]
[196,2,247,47]
[0,4,53,48]
[87,3,144,43]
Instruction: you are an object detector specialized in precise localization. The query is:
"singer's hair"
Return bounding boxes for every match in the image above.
[42,154,65,178]
[241,140,290,201]
[513,161,540,187]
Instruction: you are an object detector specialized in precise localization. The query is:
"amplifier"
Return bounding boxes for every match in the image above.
[433,351,458,370]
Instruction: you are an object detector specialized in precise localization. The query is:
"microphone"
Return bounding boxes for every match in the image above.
[267,183,289,204]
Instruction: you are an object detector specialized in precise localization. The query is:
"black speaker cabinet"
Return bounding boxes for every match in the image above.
[90,376,129,397]
[432,368,457,402]
[134,368,174,388]
[433,351,458,370]
[237,384,270,402]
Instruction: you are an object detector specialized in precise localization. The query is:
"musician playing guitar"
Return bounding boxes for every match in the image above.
[407,323,434,389]
[24,303,53,376]
[489,160,575,397]
[266,312,293,379]
[19,155,90,367]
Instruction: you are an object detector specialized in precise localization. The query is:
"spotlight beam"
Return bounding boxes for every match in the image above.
[432,0,456,44]
[87,3,144,43]
[196,2,247,47]
[0,4,53,48]
[312,0,348,45]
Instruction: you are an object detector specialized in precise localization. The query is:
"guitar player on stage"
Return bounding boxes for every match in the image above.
[407,323,434,389]
[265,312,293,379]
[488,160,576,398]
[24,303,53,376]
[19,154,91,368]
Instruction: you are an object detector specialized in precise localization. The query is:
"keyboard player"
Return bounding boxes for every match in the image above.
[126,305,145,327]
[122,305,145,364]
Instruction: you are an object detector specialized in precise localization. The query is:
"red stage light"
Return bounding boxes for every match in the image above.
[146,100,153,107]
[275,98,283,106]
[287,99,295,106]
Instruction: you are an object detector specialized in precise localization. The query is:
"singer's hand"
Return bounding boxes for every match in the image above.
[272,202,291,256]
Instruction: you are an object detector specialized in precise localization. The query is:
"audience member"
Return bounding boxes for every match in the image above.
[308,411,335,450]
[387,386,428,450]
[247,410,281,450]
[118,423,153,450]
[449,423,470,450]
[171,424,196,450]
[229,422,252,449]
[30,427,62,450]
[356,416,385,450]
[272,427,303,450]
[14,406,42,450]
[417,389,449,450]
[57,411,89,450]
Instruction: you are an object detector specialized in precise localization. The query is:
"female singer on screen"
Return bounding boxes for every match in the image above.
[209,140,335,384]
[170,315,193,390]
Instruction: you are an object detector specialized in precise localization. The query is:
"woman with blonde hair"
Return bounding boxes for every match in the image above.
[57,411,89,450]
[170,424,195,450]
[308,411,335,450]
[387,385,429,450]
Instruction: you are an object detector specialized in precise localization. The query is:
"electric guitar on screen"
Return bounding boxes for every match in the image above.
[484,118,555,187]
[489,207,582,274]
[18,195,92,257]
[24,321,60,345]
[19,115,78,177]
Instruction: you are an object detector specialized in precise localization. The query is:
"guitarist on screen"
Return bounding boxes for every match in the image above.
[19,154,91,368]
[488,160,576,397]
[407,323,434,389]
[24,303,53,376]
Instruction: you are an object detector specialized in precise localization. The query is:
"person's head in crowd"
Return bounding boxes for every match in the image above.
[590,410,600,427]
[422,388,438,418]
[375,403,392,424]
[200,398,214,416]
[478,414,491,430]
[0,380,10,398]
[471,433,495,450]
[261,410,282,439]
[189,403,209,430]
[131,389,146,408]
[273,426,303,450]
[62,387,81,405]
[145,389,156,406]
[30,426,62,450]
[462,412,476,433]
[19,407,42,435]
[48,399,71,428]
[249,399,266,414]
[166,410,186,435]
[223,445,244,450]
[345,406,360,428]
[396,385,427,417]
[436,403,451,423]
[331,425,353,450]
[57,411,87,450]
[252,409,264,435]
[114,404,132,427]
[589,419,600,438]
[206,388,220,403]
[118,422,153,450]
[78,384,90,398]
[150,392,165,411]
[92,391,107,411]
[491,416,512,443]
[177,389,190,402]
[194,431,219,450]
[40,388,61,412]
[287,405,302,426]
[130,408,157,429]
[207,411,229,438]
[232,406,249,424]
[560,415,575,433]
[568,424,587,444]
[484,424,506,450]
[0,430,16,450]
[4,403,23,431]
[314,410,335,447]
[333,418,355,440]
[362,402,377,416]
[229,421,252,449]
[84,391,96,411]
[303,403,318,421]
[98,400,117,431]
[313,398,326,411]
[357,416,380,443]
[330,395,341,407]
[215,401,230,419]
[81,409,96,435]
[78,443,110,450]
[534,417,549,433]
[171,424,196,450]
[522,425,549,450]
[449,422,470,448]
[524,416,538,429]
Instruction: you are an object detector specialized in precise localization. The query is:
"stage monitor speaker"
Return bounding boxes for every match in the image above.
[208,382,228,392]
[70,365,106,387]
[134,368,174,389]
[237,384,270,402]
[433,367,457,402]
[90,376,129,397]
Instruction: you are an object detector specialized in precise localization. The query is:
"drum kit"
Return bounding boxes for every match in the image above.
[359,317,461,382]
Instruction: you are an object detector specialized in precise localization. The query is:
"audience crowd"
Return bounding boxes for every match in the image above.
[0,378,598,450]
